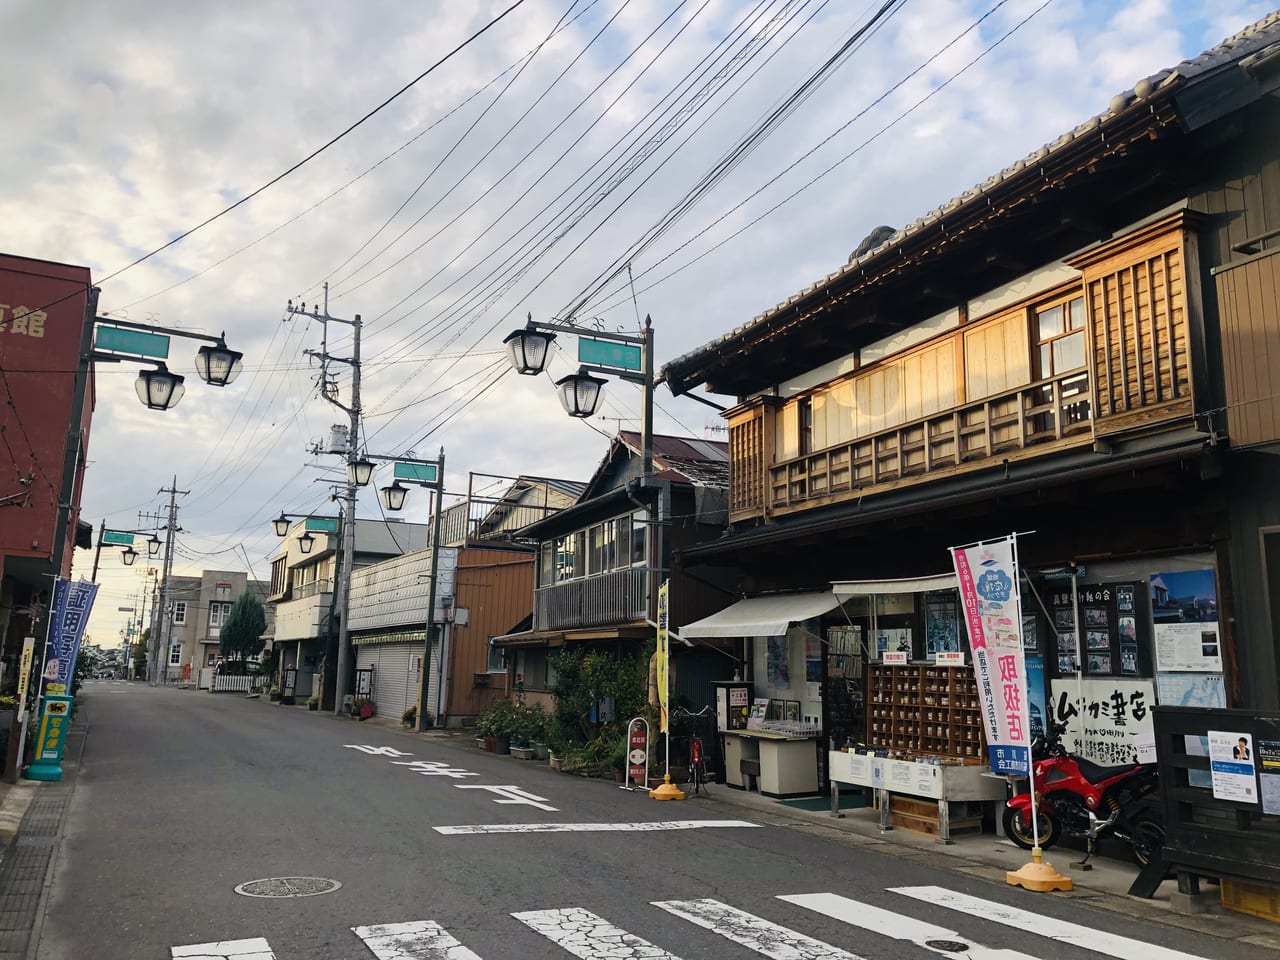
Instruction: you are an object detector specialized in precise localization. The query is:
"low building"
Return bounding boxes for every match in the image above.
[158,570,273,684]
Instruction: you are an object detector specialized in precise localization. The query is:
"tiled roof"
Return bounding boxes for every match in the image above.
[662,10,1280,384]
[616,430,729,486]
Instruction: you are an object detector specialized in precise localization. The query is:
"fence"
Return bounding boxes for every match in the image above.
[1134,706,1280,900]
[210,674,265,694]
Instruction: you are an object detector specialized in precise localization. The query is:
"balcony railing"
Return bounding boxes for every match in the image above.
[293,578,334,600]
[534,567,650,631]
[763,370,1096,515]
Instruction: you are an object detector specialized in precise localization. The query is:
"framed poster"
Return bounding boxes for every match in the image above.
[924,591,960,655]
[1151,569,1221,672]
[766,636,790,689]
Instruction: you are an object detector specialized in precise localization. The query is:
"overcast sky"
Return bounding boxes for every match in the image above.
[3,0,1269,644]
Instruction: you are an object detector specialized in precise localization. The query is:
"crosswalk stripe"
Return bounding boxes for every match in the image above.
[352,920,484,959]
[892,886,1214,960]
[780,892,1041,960]
[435,819,759,835]
[513,907,683,959]
[653,898,863,960]
[171,938,275,959]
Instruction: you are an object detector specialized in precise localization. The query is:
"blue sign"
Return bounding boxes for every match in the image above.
[45,579,99,696]
[988,744,1030,775]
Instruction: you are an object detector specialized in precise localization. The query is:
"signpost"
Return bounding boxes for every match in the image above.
[622,717,650,791]
[25,696,73,781]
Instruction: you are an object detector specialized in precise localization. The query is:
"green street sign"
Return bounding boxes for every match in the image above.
[304,517,340,533]
[393,461,439,484]
[94,325,171,359]
[578,337,641,372]
[101,530,135,546]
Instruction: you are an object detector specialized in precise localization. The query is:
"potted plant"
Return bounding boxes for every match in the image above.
[306,696,319,712]
[353,697,375,721]
[476,698,519,755]
[401,705,417,728]
[267,685,281,702]
[610,736,628,784]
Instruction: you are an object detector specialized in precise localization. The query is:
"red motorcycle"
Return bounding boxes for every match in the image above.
[1002,721,1164,865]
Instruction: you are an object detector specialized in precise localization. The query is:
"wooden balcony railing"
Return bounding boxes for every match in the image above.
[765,370,1095,515]
[533,567,650,631]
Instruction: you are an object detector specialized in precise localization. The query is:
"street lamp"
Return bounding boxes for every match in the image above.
[135,364,186,410]
[121,546,138,566]
[555,369,608,418]
[347,456,376,487]
[503,315,654,477]
[378,481,409,512]
[147,534,162,558]
[297,532,316,555]
[272,513,291,537]
[194,340,244,386]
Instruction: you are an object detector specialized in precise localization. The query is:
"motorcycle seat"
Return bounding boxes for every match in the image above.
[1074,756,1138,783]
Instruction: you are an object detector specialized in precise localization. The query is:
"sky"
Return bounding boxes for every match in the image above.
[2,0,1271,646]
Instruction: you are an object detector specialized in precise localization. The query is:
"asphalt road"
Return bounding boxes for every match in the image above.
[32,682,1271,960]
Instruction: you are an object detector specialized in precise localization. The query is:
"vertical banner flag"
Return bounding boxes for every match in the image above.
[45,578,100,696]
[656,580,670,733]
[950,535,1031,775]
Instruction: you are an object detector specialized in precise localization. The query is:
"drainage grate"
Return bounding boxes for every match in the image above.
[233,877,342,899]
[15,837,57,848]
[924,940,972,953]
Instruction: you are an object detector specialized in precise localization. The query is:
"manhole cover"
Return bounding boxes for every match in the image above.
[924,940,971,953]
[234,877,342,898]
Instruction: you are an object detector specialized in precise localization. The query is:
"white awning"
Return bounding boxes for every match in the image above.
[680,591,841,639]
[831,573,958,599]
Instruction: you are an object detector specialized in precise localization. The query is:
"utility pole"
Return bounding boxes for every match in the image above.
[289,285,361,715]
[151,479,187,685]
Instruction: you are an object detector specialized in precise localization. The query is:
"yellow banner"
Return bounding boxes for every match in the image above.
[16,637,34,706]
[656,580,670,733]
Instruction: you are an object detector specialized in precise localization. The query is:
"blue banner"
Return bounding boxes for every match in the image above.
[44,579,98,696]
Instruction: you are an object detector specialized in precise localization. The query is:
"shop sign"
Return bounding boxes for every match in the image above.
[627,721,648,786]
[15,637,34,710]
[882,651,909,665]
[34,696,72,761]
[950,535,1031,775]
[1050,677,1155,765]
[934,651,965,666]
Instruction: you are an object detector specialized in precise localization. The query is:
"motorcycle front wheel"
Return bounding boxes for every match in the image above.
[1129,814,1165,866]
[1002,805,1062,851]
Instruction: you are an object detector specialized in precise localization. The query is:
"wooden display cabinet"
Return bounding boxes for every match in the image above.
[868,662,984,761]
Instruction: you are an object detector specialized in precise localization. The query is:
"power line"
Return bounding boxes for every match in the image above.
[92,0,534,289]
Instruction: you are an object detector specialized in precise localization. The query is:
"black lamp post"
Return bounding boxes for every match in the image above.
[147,535,162,557]
[121,546,138,566]
[502,323,557,375]
[297,532,316,555]
[555,369,608,418]
[347,456,376,488]
[378,481,409,512]
[272,514,291,537]
[195,340,244,386]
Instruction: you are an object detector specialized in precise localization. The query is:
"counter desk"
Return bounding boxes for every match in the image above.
[722,730,818,798]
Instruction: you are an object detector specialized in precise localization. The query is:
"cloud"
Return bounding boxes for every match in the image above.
[1,0,1260,642]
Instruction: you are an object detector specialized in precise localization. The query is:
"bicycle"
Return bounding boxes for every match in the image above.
[675,704,714,797]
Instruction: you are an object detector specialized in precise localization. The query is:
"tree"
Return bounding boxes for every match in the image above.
[219,592,267,666]
[133,629,150,679]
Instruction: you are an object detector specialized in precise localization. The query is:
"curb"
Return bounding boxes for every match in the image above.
[0,782,39,862]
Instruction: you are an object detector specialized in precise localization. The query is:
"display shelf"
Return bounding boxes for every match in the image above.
[867,662,986,761]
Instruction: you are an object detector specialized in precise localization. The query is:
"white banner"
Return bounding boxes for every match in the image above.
[950,536,1031,775]
[656,580,670,734]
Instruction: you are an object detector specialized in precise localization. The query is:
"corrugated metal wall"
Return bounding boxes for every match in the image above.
[449,548,532,718]
[348,547,458,632]
[356,643,417,719]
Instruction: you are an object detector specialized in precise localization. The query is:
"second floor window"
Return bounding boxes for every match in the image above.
[209,602,232,629]
[1035,295,1087,379]
[172,601,187,625]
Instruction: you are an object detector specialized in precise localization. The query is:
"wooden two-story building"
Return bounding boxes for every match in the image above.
[497,431,737,710]
[663,12,1280,796]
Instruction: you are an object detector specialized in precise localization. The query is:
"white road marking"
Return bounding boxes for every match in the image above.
[653,898,862,959]
[514,907,682,959]
[434,819,760,835]
[353,920,484,959]
[392,759,478,778]
[454,784,558,810]
[171,938,275,959]
[893,886,1214,960]
[345,745,415,757]
[781,892,1040,959]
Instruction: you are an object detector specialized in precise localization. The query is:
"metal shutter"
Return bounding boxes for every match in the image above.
[357,644,416,719]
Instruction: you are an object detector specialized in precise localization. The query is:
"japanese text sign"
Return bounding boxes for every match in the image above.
[950,535,1031,775]
[45,579,98,696]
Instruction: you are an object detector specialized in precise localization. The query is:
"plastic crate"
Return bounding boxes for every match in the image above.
[1221,878,1280,923]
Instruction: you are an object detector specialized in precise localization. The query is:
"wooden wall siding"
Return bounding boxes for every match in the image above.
[729,411,765,520]
[963,307,1030,400]
[767,371,1092,513]
[1078,228,1194,434]
[1215,249,1280,447]
[449,548,532,718]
